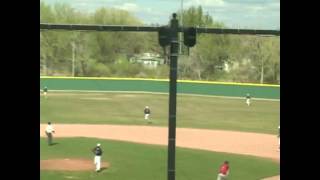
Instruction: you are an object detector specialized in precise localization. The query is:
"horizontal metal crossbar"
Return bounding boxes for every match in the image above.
[40,23,280,36]
[40,23,159,32]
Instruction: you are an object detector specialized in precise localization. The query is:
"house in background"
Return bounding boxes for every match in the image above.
[130,53,164,68]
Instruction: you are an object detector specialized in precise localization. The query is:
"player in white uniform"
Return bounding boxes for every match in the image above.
[92,143,103,172]
[45,122,55,146]
[246,93,251,106]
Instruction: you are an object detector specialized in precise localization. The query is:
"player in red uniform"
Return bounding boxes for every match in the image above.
[217,161,230,180]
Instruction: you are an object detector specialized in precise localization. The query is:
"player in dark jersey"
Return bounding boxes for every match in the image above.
[92,143,103,172]
[144,106,151,123]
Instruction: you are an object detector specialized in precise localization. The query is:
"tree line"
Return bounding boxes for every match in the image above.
[40,2,280,84]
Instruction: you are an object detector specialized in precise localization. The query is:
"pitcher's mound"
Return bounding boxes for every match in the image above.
[40,159,110,171]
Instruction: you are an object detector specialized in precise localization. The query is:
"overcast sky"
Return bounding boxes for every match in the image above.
[41,0,280,29]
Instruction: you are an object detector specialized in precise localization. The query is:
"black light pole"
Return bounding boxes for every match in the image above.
[167,13,179,180]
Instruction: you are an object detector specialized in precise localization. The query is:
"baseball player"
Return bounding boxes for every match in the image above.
[217,161,230,180]
[45,122,55,146]
[245,93,251,106]
[144,106,151,123]
[92,143,103,172]
[43,86,48,99]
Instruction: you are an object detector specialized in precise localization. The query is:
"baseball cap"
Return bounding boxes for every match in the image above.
[97,143,101,147]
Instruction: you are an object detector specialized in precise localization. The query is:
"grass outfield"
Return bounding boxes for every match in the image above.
[40,92,279,134]
[40,138,279,180]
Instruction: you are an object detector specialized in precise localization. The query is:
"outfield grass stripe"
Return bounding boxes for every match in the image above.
[40,89,280,101]
[180,93,279,101]
[41,89,279,134]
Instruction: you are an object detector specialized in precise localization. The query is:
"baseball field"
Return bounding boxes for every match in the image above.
[40,81,280,180]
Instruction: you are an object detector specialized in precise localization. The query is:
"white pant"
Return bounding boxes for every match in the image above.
[94,156,101,171]
[217,173,228,180]
[246,99,250,106]
[145,114,150,120]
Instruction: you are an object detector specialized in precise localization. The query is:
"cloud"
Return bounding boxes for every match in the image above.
[185,0,226,7]
[114,3,139,12]
[224,0,278,5]
[247,5,264,12]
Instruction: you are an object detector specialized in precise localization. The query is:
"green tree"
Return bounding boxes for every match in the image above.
[177,5,229,80]
[40,2,279,84]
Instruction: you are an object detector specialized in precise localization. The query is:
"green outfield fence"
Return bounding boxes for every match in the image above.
[40,76,280,99]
